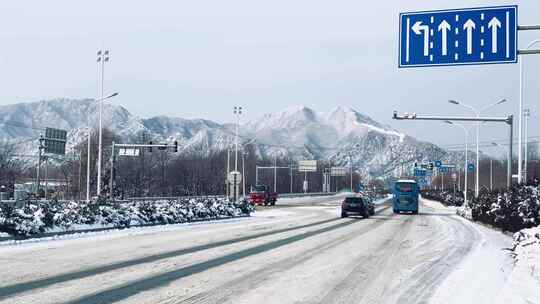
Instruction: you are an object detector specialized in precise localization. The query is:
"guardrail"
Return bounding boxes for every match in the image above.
[126,195,226,201]
[278,192,337,198]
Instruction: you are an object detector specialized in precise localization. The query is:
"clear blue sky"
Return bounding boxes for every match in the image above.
[0,0,539,156]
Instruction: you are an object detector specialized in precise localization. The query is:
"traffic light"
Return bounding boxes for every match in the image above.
[148,141,153,153]
[174,141,178,152]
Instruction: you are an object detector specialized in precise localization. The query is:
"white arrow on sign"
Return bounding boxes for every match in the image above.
[437,20,451,56]
[412,21,430,56]
[463,19,476,55]
[488,17,501,54]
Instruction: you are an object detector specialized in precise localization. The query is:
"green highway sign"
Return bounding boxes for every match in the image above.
[44,127,67,155]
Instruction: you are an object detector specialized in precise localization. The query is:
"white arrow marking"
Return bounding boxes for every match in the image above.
[488,17,501,53]
[463,19,476,55]
[438,20,451,56]
[412,21,430,56]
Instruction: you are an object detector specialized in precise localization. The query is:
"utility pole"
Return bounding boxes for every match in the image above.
[110,142,115,199]
[490,158,493,191]
[289,161,293,193]
[227,147,230,197]
[242,151,246,197]
[441,171,444,191]
[86,130,91,202]
[274,156,277,193]
[524,108,531,183]
[78,150,82,200]
[518,39,540,184]
[233,106,242,201]
[36,135,45,197]
[349,153,353,191]
[44,156,49,200]
[96,49,109,196]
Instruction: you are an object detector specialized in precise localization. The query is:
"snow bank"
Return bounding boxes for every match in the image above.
[495,226,540,303]
[0,197,254,237]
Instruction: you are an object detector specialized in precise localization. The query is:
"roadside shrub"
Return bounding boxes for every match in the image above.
[0,197,252,237]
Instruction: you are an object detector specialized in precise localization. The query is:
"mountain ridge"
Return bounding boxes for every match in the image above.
[0,98,456,179]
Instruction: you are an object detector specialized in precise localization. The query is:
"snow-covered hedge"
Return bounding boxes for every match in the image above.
[512,226,540,283]
[421,190,465,206]
[0,197,254,237]
[467,185,540,232]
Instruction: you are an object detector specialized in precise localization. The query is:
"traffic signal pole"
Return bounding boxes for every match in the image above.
[393,112,513,190]
[109,142,177,199]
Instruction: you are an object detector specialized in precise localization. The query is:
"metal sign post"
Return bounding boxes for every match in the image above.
[393,112,513,189]
[298,160,317,193]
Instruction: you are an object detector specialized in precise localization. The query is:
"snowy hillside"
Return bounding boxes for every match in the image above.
[0,99,456,178]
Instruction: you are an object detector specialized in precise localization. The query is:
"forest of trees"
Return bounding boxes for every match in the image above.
[1,129,539,200]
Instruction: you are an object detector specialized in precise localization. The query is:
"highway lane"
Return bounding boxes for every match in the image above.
[0,196,511,304]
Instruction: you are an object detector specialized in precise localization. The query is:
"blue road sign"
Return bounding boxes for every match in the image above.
[435,160,442,167]
[414,169,427,177]
[399,6,517,67]
[468,163,475,172]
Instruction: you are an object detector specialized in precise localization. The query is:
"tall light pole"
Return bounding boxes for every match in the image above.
[348,153,353,191]
[233,106,242,201]
[242,150,246,197]
[448,99,507,197]
[445,121,469,204]
[519,39,540,184]
[86,92,118,202]
[96,49,110,196]
[226,147,230,197]
[523,108,531,183]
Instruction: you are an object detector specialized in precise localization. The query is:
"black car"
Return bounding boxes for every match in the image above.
[341,196,371,218]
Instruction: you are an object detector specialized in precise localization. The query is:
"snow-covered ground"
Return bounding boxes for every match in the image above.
[0,195,537,304]
[498,226,540,303]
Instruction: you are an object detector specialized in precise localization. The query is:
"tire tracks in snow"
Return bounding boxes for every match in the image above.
[0,213,342,300]
[317,213,417,304]
[162,206,395,304]
[395,209,480,304]
[59,205,392,304]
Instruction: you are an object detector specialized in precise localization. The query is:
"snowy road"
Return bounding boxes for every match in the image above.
[0,196,515,304]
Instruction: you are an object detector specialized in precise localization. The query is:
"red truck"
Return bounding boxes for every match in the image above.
[249,184,278,206]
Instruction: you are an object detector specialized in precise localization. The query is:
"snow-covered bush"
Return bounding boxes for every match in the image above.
[421,190,465,206]
[469,185,540,232]
[0,196,253,237]
[512,226,540,283]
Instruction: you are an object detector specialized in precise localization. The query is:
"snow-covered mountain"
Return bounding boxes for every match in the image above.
[0,99,456,178]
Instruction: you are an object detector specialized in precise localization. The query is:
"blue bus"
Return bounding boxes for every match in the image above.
[393,179,419,214]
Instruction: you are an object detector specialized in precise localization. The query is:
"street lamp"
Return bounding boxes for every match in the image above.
[86,92,118,202]
[519,39,540,185]
[96,50,110,196]
[233,106,242,200]
[444,121,469,204]
[523,108,531,183]
[448,98,507,197]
